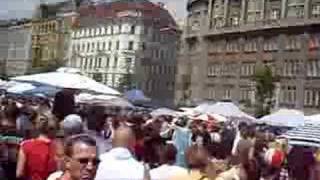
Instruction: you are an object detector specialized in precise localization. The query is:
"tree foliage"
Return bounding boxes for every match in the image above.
[253,66,277,118]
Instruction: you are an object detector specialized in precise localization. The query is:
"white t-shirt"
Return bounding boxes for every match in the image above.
[150,164,187,180]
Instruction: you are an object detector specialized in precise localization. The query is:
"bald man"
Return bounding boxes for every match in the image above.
[95,127,145,180]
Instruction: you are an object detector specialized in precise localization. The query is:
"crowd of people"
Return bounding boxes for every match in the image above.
[0,89,320,180]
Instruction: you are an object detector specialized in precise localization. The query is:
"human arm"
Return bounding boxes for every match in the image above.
[16,147,26,178]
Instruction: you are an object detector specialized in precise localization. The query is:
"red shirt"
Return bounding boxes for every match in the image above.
[21,138,57,180]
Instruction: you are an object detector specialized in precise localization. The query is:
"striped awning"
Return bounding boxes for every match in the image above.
[283,123,320,148]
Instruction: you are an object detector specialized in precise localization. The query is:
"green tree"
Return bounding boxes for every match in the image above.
[253,66,277,118]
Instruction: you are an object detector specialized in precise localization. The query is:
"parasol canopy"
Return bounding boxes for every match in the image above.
[284,123,320,148]
[259,109,304,127]
[150,108,179,118]
[12,72,120,95]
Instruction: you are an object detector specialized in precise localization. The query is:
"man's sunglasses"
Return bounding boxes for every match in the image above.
[75,158,100,166]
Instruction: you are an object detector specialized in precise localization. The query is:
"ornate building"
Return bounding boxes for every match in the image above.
[7,20,33,76]
[176,0,320,113]
[30,0,88,72]
[67,0,180,107]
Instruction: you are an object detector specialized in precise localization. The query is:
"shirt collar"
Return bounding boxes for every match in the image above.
[107,147,133,160]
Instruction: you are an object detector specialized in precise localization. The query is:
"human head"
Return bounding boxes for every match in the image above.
[62,114,83,137]
[185,145,209,172]
[64,134,98,180]
[36,114,57,138]
[159,144,177,165]
[4,102,20,121]
[112,126,136,149]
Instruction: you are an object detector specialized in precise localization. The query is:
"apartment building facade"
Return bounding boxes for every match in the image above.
[176,0,320,114]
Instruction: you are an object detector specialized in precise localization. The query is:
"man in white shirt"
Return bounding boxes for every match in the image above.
[95,126,145,180]
[150,144,187,180]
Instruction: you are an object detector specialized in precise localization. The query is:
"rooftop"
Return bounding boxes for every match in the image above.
[77,0,177,28]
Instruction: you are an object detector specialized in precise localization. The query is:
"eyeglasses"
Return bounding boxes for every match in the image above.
[75,158,100,166]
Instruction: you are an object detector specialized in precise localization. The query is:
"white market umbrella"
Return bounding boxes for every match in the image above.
[194,102,215,113]
[150,108,179,117]
[259,109,304,127]
[76,93,118,103]
[305,114,320,125]
[6,82,36,94]
[0,79,7,86]
[12,72,120,95]
[206,102,255,120]
[284,123,320,148]
[76,93,133,108]
[178,107,199,116]
[56,67,81,74]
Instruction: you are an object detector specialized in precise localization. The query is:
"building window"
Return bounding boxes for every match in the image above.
[304,89,313,106]
[312,4,320,17]
[208,64,221,77]
[125,58,132,70]
[285,35,301,50]
[264,37,278,51]
[307,59,320,77]
[283,60,299,77]
[244,38,258,52]
[230,16,239,26]
[269,9,280,20]
[160,50,165,59]
[96,28,100,35]
[84,58,88,69]
[128,41,134,50]
[94,58,98,68]
[97,42,100,51]
[247,0,263,22]
[240,87,254,104]
[208,87,216,100]
[106,57,110,68]
[101,27,105,34]
[287,1,304,18]
[130,25,136,34]
[113,57,118,68]
[108,42,112,50]
[226,40,239,53]
[116,41,120,50]
[119,24,122,33]
[223,88,232,100]
[87,43,90,52]
[89,58,93,68]
[240,62,256,76]
[98,58,102,68]
[102,42,106,50]
[91,42,95,52]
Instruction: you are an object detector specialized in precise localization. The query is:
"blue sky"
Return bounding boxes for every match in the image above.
[0,0,187,20]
